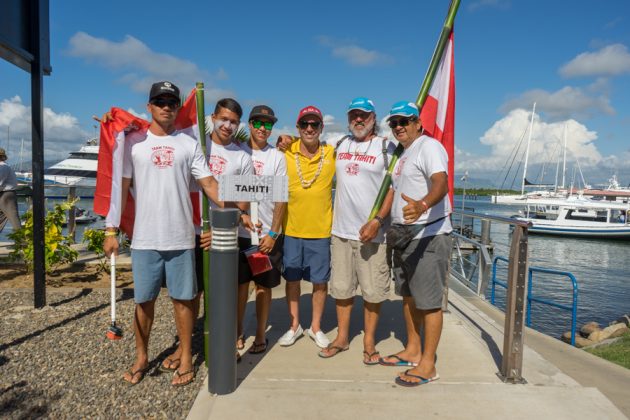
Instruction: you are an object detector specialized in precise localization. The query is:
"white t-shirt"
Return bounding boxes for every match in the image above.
[332,136,396,243]
[204,140,253,237]
[122,129,212,250]
[241,142,288,237]
[391,135,452,239]
[0,162,18,191]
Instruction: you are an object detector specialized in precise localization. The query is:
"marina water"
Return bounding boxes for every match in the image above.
[2,196,629,340]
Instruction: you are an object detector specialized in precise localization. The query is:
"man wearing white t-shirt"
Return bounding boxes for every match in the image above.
[380,101,452,388]
[238,105,287,354]
[318,98,395,365]
[103,81,222,387]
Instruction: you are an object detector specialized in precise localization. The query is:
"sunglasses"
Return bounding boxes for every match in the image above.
[298,120,321,129]
[388,117,416,129]
[251,120,274,130]
[150,97,180,109]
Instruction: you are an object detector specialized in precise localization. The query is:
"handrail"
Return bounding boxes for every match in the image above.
[456,209,532,228]
[491,256,579,346]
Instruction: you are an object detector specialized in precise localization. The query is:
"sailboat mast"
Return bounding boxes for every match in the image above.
[521,102,536,195]
[562,123,567,189]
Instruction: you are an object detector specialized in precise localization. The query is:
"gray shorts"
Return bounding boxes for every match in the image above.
[392,234,451,310]
[330,235,390,303]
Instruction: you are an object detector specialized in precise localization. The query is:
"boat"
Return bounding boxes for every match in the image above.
[513,196,630,239]
[62,207,99,226]
[16,138,98,198]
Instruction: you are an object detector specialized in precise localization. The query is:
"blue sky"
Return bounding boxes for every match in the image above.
[1,0,629,187]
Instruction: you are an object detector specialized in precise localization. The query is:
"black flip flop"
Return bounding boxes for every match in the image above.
[363,350,381,366]
[172,368,195,387]
[123,366,148,386]
[159,357,180,373]
[248,338,269,354]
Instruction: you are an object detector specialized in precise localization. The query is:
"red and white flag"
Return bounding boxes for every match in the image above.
[93,88,202,236]
[420,31,455,206]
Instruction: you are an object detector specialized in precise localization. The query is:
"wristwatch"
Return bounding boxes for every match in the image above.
[373,215,385,227]
[267,230,279,240]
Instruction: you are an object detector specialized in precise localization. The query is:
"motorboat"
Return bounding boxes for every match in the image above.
[513,196,630,239]
[16,138,98,198]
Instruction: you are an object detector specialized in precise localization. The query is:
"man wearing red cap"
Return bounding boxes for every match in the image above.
[277,106,335,349]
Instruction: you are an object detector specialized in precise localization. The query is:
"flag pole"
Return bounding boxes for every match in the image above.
[195,82,211,367]
[367,0,460,220]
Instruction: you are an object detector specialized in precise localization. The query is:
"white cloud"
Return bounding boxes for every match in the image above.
[560,44,630,78]
[127,108,148,120]
[0,96,89,161]
[67,32,233,102]
[500,85,614,120]
[317,36,393,66]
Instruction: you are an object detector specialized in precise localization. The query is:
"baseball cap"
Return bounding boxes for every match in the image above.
[149,81,180,101]
[296,105,323,124]
[387,101,419,120]
[347,97,375,113]
[248,105,277,123]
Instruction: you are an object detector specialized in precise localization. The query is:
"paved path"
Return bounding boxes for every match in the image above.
[187,280,627,420]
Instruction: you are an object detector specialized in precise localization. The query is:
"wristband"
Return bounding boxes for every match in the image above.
[420,200,429,212]
[267,230,279,240]
[104,231,118,237]
[373,215,385,227]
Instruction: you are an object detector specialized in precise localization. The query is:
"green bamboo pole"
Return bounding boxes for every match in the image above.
[368,0,460,220]
[195,82,211,367]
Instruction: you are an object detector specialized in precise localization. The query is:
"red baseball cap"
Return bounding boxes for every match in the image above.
[296,105,323,124]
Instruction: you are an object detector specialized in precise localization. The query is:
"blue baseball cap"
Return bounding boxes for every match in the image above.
[387,101,419,120]
[347,97,375,113]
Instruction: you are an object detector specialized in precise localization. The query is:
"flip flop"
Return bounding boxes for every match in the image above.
[363,350,381,366]
[395,369,440,387]
[378,354,418,367]
[172,368,195,387]
[236,335,245,350]
[123,366,148,386]
[318,345,349,359]
[159,357,180,373]
[248,339,268,355]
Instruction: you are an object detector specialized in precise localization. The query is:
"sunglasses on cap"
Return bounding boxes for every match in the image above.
[250,120,274,130]
[388,117,416,129]
[150,97,180,109]
[298,120,322,129]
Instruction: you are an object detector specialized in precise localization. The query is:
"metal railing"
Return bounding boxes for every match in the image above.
[491,256,579,346]
[451,210,530,384]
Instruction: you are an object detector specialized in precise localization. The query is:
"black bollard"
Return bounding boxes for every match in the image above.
[208,208,240,395]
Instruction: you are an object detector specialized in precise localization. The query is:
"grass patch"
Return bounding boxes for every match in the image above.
[585,332,630,370]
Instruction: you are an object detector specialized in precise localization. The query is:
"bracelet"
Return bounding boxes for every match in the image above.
[373,215,385,227]
[420,200,429,212]
[104,231,118,237]
[267,230,279,240]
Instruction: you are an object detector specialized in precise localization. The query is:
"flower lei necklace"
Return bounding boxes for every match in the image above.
[295,144,324,189]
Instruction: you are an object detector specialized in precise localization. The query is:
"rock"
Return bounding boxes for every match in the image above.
[610,315,630,327]
[603,322,628,335]
[574,336,596,348]
[580,321,601,337]
[609,326,630,338]
[588,329,612,343]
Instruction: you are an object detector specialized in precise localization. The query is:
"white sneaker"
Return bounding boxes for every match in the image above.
[306,327,330,348]
[278,325,303,346]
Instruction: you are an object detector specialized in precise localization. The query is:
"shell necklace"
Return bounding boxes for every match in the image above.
[295,144,324,189]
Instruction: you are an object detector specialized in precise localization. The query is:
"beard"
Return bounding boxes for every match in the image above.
[349,120,374,139]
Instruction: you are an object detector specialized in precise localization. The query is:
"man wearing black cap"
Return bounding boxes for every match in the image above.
[235,105,286,354]
[104,81,222,387]
[0,148,21,233]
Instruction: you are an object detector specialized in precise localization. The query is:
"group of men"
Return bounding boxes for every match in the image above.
[103,80,452,389]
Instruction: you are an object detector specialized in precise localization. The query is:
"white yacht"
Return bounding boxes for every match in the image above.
[17,138,98,197]
[514,196,630,239]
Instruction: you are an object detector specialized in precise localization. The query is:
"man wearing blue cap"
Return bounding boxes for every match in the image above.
[378,101,452,387]
[317,97,396,364]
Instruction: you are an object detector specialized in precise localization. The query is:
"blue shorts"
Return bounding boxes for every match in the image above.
[282,236,331,284]
[131,249,197,303]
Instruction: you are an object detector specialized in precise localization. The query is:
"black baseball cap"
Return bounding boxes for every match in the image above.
[248,105,277,123]
[149,81,180,101]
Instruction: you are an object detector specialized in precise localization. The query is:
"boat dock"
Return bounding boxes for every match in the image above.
[187,278,629,419]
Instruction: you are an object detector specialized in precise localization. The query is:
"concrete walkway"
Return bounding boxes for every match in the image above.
[187,279,627,420]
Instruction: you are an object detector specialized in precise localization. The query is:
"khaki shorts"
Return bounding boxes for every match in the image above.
[330,235,391,303]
